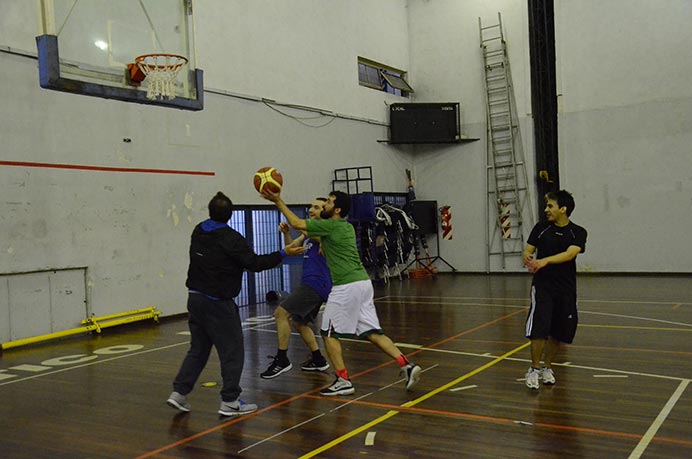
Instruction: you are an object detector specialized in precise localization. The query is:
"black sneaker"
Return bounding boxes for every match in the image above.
[300,357,330,372]
[319,376,355,396]
[260,356,292,379]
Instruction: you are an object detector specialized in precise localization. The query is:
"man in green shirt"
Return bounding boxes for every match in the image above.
[263,189,422,395]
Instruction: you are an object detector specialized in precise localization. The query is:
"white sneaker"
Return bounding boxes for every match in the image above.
[541,367,556,385]
[167,391,191,412]
[320,376,355,396]
[218,399,258,416]
[402,363,422,390]
[525,367,540,389]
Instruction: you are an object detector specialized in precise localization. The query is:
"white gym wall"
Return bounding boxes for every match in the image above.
[0,0,690,336]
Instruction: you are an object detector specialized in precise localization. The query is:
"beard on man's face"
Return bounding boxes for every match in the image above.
[320,208,333,219]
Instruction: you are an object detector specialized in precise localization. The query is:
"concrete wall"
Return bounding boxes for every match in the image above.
[0,0,414,332]
[406,0,535,272]
[0,0,690,339]
[406,0,692,273]
[555,0,692,272]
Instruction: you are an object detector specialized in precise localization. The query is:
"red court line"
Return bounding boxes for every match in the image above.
[303,395,692,447]
[133,308,525,458]
[0,160,215,176]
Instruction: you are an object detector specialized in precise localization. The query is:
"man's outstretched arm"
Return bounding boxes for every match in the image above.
[262,189,308,231]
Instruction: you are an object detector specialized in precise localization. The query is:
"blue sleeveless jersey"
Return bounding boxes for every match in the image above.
[301,238,332,300]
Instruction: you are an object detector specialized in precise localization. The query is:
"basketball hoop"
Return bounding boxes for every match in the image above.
[135,53,188,100]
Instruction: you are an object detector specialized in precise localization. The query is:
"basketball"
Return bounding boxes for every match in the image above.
[253,167,283,193]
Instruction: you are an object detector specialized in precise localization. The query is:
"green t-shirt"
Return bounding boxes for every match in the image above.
[305,218,369,285]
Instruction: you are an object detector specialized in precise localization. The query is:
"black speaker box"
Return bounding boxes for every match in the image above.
[389,103,460,144]
[411,200,438,235]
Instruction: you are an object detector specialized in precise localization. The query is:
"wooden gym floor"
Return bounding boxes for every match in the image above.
[0,274,690,458]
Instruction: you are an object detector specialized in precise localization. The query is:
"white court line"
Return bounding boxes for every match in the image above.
[593,374,629,378]
[381,295,691,306]
[238,365,439,454]
[364,431,376,446]
[582,311,692,328]
[377,299,692,327]
[627,379,690,459]
[238,412,327,454]
[238,391,375,453]
[450,384,477,392]
[390,344,689,382]
[0,341,188,386]
[0,321,265,386]
[251,326,688,382]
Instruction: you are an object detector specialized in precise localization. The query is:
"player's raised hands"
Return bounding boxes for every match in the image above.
[261,188,281,203]
[283,243,305,256]
[278,221,290,234]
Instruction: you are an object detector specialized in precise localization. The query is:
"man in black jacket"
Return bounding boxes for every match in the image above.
[167,192,303,416]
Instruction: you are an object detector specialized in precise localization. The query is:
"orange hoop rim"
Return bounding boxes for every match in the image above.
[135,53,188,70]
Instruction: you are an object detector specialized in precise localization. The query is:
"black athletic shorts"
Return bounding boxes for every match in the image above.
[525,285,578,344]
[281,284,325,325]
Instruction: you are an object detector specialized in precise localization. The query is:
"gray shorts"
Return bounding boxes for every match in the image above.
[282,284,324,325]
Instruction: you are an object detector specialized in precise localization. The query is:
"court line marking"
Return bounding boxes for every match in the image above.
[0,321,261,386]
[452,337,692,357]
[0,342,188,386]
[450,384,477,392]
[413,346,687,382]
[377,299,692,328]
[382,295,692,306]
[579,324,692,332]
[5,298,688,455]
[5,296,680,386]
[300,393,692,447]
[248,328,690,382]
[236,365,438,454]
[298,342,530,459]
[364,431,376,446]
[628,379,690,459]
[251,326,692,359]
[136,311,524,458]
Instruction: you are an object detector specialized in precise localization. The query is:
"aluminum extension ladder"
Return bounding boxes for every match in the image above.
[479,12,534,271]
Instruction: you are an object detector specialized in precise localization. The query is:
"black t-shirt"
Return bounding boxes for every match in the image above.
[527,221,587,293]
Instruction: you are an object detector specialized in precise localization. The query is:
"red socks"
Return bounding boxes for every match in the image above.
[336,368,349,380]
[396,354,410,367]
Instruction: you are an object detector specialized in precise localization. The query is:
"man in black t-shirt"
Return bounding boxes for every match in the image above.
[523,190,587,390]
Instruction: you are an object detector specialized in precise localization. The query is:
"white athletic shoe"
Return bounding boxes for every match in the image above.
[402,363,422,390]
[320,376,355,396]
[541,367,556,385]
[525,367,540,390]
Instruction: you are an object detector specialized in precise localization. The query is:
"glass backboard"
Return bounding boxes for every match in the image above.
[37,0,203,110]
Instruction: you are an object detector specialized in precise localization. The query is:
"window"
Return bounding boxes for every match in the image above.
[228,205,308,307]
[358,57,413,97]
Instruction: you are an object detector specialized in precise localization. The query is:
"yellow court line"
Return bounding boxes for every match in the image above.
[579,324,692,332]
[299,341,530,459]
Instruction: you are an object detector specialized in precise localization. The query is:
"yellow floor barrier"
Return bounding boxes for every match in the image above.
[1,306,161,352]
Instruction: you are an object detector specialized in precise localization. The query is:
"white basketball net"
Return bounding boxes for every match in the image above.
[136,54,188,100]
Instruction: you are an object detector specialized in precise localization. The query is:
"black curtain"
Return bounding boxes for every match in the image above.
[528,0,558,219]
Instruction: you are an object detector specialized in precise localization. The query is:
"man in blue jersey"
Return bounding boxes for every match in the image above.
[523,190,587,390]
[263,189,422,396]
[261,198,331,378]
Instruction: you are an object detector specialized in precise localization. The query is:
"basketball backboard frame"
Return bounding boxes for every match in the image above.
[36,0,203,110]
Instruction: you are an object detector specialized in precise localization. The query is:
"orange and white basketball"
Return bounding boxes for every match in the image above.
[253,167,283,193]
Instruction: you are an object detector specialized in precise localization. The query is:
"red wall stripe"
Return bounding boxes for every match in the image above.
[0,160,215,176]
